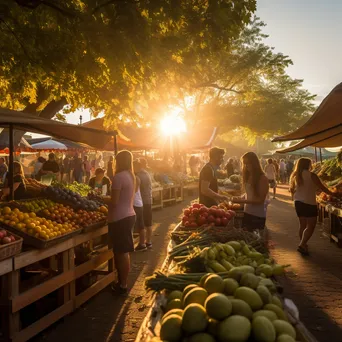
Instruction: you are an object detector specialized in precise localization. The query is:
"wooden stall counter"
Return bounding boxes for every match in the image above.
[0,225,114,342]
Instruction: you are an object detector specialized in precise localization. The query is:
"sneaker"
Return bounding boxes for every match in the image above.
[146,243,152,249]
[111,282,128,295]
[135,244,147,252]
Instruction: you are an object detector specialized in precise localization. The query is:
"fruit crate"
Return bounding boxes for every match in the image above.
[0,230,23,261]
[0,224,82,249]
[83,220,107,233]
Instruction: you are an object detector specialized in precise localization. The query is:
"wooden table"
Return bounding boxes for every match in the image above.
[317,201,342,247]
[0,225,114,342]
[152,185,184,210]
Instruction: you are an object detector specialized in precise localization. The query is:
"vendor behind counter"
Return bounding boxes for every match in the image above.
[89,168,111,195]
[1,161,27,200]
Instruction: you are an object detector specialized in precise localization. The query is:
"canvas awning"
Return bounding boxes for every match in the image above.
[83,118,218,151]
[0,108,117,150]
[275,127,342,153]
[272,82,342,142]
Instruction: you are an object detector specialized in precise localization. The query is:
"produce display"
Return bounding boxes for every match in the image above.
[0,206,78,240]
[0,228,17,245]
[25,178,47,196]
[11,198,56,213]
[53,181,92,197]
[312,157,341,181]
[155,271,296,342]
[141,204,299,342]
[44,186,99,210]
[39,203,107,227]
[181,203,235,228]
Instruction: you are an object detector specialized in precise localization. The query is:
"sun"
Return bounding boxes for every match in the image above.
[160,109,186,136]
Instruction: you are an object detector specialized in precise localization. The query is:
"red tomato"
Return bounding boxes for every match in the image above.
[221,217,229,226]
[190,222,198,228]
[192,203,201,209]
[182,216,189,223]
[199,206,208,214]
[189,215,197,223]
[202,212,209,218]
[184,221,191,227]
[208,208,216,216]
[215,218,222,226]
[208,215,215,223]
[225,213,232,219]
[198,215,207,226]
[184,209,191,216]
[212,206,218,209]
[192,208,199,215]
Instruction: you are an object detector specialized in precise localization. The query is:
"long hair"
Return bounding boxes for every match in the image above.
[13,161,26,185]
[290,158,312,189]
[241,152,265,196]
[115,150,135,192]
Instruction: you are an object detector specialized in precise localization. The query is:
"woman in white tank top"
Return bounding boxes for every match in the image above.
[232,152,269,231]
[290,158,333,255]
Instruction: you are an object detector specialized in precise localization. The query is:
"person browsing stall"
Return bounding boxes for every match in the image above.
[290,158,335,255]
[232,152,269,231]
[88,168,111,195]
[136,158,153,249]
[106,150,136,295]
[199,147,228,207]
[1,161,27,200]
[41,153,60,177]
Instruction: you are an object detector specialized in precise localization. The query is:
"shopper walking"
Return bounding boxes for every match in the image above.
[290,157,335,255]
[286,158,294,183]
[0,157,8,183]
[132,160,146,251]
[135,158,153,250]
[279,159,286,184]
[107,156,114,180]
[72,153,84,183]
[107,150,136,295]
[232,152,269,231]
[265,159,277,199]
[83,156,92,183]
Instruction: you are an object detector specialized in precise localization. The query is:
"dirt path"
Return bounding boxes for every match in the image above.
[33,199,191,342]
[267,185,342,342]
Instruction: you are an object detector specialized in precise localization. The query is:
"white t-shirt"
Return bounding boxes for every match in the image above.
[294,170,317,205]
[134,189,143,207]
[279,161,286,172]
[265,164,276,180]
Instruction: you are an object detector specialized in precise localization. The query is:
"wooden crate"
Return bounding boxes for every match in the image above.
[1,225,115,342]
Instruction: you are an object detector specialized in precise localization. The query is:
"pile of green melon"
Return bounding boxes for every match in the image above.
[155,273,298,342]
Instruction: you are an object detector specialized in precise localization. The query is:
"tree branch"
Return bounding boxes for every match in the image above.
[39,98,68,119]
[196,82,244,94]
[92,0,139,14]
[14,0,77,18]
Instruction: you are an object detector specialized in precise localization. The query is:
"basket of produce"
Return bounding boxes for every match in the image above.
[181,203,236,230]
[0,228,23,261]
[0,206,82,249]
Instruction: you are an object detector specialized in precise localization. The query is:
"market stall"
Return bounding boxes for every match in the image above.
[0,109,116,341]
[135,201,318,342]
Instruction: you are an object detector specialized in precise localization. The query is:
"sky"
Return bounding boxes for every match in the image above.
[257,0,342,102]
[64,0,342,126]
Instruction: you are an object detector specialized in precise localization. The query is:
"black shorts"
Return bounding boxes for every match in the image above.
[295,201,318,218]
[134,206,144,230]
[242,212,266,231]
[268,179,276,188]
[143,204,153,227]
[108,215,136,253]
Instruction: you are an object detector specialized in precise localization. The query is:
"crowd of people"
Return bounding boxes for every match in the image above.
[0,147,340,294]
[198,147,341,257]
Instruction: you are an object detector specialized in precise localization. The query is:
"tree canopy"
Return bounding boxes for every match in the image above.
[0,0,255,118]
[0,0,315,143]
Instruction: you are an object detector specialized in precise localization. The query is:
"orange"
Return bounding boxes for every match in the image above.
[29,212,36,218]
[3,207,11,215]
[27,222,36,229]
